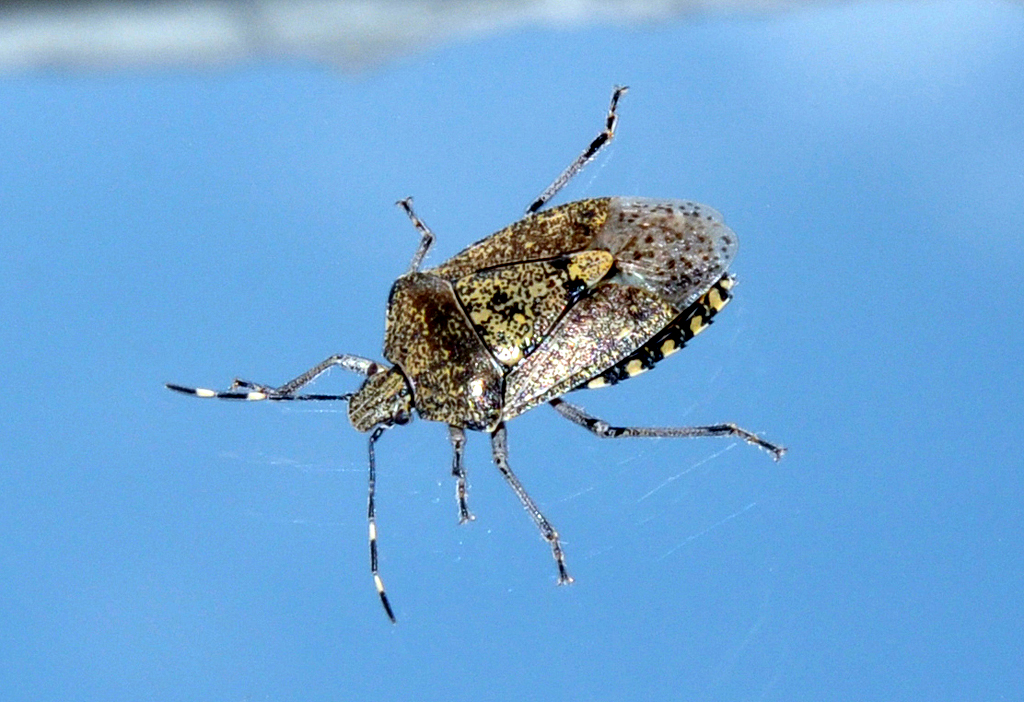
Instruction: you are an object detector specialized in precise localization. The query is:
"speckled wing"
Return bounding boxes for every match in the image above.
[431,199,612,280]
[591,197,737,310]
[503,284,678,417]
[502,198,740,418]
[453,250,613,367]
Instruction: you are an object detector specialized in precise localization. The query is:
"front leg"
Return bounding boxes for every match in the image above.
[396,197,436,273]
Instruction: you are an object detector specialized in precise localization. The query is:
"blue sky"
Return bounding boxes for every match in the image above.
[1,1,1022,700]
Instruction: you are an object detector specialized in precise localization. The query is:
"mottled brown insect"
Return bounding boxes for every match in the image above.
[167,87,785,622]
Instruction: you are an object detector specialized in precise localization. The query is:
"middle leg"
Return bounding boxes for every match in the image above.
[490,422,573,585]
[448,425,475,524]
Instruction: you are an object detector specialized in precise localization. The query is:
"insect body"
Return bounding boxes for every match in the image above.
[167,87,785,622]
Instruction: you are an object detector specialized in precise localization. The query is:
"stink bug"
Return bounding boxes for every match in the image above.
[167,86,785,622]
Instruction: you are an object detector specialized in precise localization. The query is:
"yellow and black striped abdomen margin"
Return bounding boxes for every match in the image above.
[578,273,735,391]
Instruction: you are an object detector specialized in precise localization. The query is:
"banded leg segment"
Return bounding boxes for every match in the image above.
[490,423,573,585]
[367,425,396,622]
[165,354,382,402]
[396,197,435,273]
[549,397,787,461]
[526,85,628,214]
[448,425,475,524]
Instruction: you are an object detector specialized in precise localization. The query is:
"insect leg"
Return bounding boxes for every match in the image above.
[490,423,573,585]
[526,85,628,215]
[368,425,397,622]
[549,397,787,461]
[165,354,383,402]
[396,197,435,273]
[448,425,475,524]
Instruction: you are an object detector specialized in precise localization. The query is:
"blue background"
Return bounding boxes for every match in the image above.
[2,1,1022,699]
